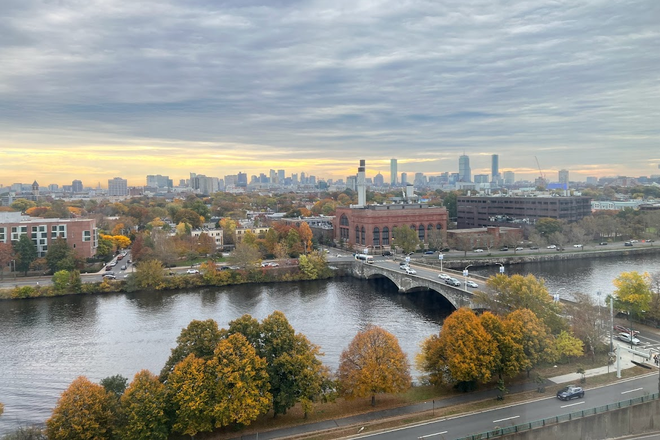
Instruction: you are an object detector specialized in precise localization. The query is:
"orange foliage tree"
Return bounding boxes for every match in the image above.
[338,325,411,406]
[119,370,169,440]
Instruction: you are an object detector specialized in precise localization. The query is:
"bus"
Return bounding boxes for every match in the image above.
[355,254,374,264]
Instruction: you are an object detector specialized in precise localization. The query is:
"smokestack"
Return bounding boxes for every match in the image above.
[357,159,366,207]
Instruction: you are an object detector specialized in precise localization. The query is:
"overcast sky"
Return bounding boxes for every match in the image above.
[1,0,658,187]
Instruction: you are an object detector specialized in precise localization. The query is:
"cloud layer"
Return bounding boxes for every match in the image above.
[1,0,658,185]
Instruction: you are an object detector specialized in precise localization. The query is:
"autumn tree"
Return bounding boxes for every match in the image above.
[46,376,117,440]
[119,370,170,440]
[174,208,202,228]
[0,242,15,280]
[566,291,608,358]
[479,274,566,333]
[338,325,411,406]
[451,234,474,256]
[219,218,237,244]
[426,228,445,251]
[551,330,584,363]
[392,226,420,254]
[134,259,165,291]
[13,235,37,275]
[299,222,313,254]
[231,242,262,269]
[612,271,652,333]
[480,312,526,380]
[160,319,223,382]
[167,354,215,436]
[10,198,36,213]
[506,309,555,375]
[418,308,496,389]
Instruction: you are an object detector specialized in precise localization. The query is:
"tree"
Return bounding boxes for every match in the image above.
[0,242,15,280]
[134,259,165,290]
[551,330,584,363]
[167,354,215,436]
[45,237,78,273]
[46,376,117,440]
[535,218,563,237]
[337,325,411,406]
[231,242,262,269]
[10,198,36,213]
[173,209,202,229]
[442,192,458,218]
[392,226,420,254]
[427,228,445,252]
[506,309,555,375]
[418,308,496,389]
[299,222,313,254]
[565,291,608,359]
[219,218,237,244]
[479,274,566,333]
[480,312,526,380]
[612,271,652,331]
[209,333,271,427]
[119,370,169,440]
[451,234,473,256]
[100,374,128,399]
[52,270,71,293]
[160,319,222,382]
[13,235,37,275]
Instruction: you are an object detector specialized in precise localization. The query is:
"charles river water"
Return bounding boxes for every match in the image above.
[1,253,660,433]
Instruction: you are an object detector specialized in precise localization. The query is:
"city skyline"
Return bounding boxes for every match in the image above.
[1,1,658,185]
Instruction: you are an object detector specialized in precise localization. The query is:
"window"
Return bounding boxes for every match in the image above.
[340,214,349,226]
[83,231,91,242]
[360,226,365,245]
[373,227,380,246]
[355,226,359,243]
[418,225,425,241]
[436,223,443,230]
[382,227,389,245]
[0,227,5,242]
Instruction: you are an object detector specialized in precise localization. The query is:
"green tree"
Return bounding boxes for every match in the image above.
[442,192,458,218]
[46,376,117,440]
[338,325,411,406]
[45,237,79,272]
[392,226,420,254]
[119,370,169,440]
[173,209,203,228]
[160,319,222,382]
[52,270,71,293]
[209,333,272,427]
[479,274,566,333]
[134,259,165,290]
[13,235,37,275]
[10,198,36,213]
[535,218,563,237]
[100,374,128,399]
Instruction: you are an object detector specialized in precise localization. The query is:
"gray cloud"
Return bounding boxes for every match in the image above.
[0,0,658,181]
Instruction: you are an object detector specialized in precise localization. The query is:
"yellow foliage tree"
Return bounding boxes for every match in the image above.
[613,271,652,321]
[298,222,313,253]
[46,376,117,440]
[338,325,411,406]
[551,330,584,363]
[506,309,556,375]
[167,354,215,436]
[419,308,496,387]
[134,260,165,290]
[119,370,169,440]
[480,312,526,380]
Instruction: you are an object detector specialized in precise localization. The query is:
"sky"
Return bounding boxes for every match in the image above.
[1,0,659,187]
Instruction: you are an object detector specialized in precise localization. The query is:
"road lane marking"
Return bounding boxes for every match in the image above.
[493,415,519,423]
[418,431,448,439]
[622,387,644,394]
[560,401,585,409]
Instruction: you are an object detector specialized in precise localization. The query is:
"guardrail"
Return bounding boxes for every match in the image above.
[454,392,660,440]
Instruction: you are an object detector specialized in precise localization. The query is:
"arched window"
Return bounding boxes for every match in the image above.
[340,214,349,226]
[361,226,366,245]
[428,224,433,231]
[418,224,425,241]
[373,227,380,247]
[355,226,359,243]
[410,224,416,231]
[382,227,390,245]
[436,223,443,230]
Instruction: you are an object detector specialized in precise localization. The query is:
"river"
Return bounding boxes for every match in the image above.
[1,252,660,434]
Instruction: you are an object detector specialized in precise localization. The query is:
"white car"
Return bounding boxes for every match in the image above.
[438,273,451,280]
[573,244,583,248]
[186,269,200,274]
[405,267,417,275]
[515,247,524,251]
[465,280,479,288]
[547,245,557,249]
[618,332,640,345]
[473,249,484,253]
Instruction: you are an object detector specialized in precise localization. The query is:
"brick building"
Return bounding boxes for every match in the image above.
[0,212,98,258]
[333,204,448,251]
[457,195,591,229]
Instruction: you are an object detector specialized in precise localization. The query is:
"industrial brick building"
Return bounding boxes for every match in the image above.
[456,195,592,229]
[0,212,98,258]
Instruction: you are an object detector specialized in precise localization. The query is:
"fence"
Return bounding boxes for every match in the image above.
[454,392,659,440]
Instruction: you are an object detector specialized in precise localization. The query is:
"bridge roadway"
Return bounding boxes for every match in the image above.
[350,258,488,310]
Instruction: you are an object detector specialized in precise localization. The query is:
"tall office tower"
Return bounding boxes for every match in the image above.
[108,177,128,196]
[503,171,515,185]
[300,172,306,185]
[491,154,499,181]
[474,174,489,184]
[291,173,299,185]
[237,172,247,187]
[269,169,277,184]
[346,175,357,191]
[374,172,384,186]
[48,184,59,191]
[586,176,598,185]
[401,172,408,185]
[71,180,83,192]
[414,172,425,186]
[390,159,398,186]
[146,175,172,188]
[277,169,285,185]
[458,154,471,182]
[558,169,569,186]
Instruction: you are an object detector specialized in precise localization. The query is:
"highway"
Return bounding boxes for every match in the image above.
[354,373,660,440]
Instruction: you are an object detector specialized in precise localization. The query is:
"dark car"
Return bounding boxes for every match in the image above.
[556,385,584,401]
[445,278,461,287]
[381,251,392,256]
[105,265,112,271]
[624,242,633,246]
[499,247,509,251]
[599,242,608,245]
[529,245,539,250]
[424,250,434,255]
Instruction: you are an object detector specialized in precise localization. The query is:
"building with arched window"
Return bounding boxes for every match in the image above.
[333,203,448,251]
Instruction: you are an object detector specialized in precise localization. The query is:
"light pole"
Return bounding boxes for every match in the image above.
[463,264,472,290]
[439,253,444,272]
[11,259,16,279]
[496,263,505,276]
[553,287,566,303]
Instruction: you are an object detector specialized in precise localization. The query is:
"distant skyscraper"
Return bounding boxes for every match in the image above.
[491,154,499,181]
[390,159,398,186]
[237,172,247,187]
[401,172,408,185]
[558,169,569,186]
[108,177,128,196]
[459,155,471,182]
[586,176,598,185]
[474,174,489,184]
[374,172,384,186]
[277,169,285,185]
[414,172,425,186]
[71,179,83,193]
[503,171,515,185]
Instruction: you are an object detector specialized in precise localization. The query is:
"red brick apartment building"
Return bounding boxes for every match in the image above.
[0,212,98,258]
[333,203,448,250]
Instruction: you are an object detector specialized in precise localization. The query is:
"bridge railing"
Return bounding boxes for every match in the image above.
[454,392,660,440]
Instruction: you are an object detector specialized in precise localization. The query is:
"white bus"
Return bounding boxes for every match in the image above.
[355,254,374,264]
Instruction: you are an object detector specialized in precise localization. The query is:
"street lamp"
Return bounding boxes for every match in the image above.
[11,259,16,279]
[463,264,472,290]
[496,263,505,275]
[439,253,444,272]
[553,287,566,303]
